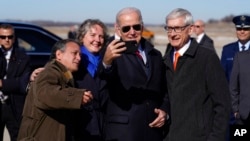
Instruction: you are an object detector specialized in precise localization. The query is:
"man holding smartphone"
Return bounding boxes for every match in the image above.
[99,7,169,141]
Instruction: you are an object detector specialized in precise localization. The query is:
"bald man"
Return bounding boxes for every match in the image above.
[194,19,215,51]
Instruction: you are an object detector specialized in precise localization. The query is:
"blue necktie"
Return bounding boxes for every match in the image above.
[242,45,246,51]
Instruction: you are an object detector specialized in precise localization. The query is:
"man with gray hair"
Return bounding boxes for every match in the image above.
[99,7,169,141]
[163,8,230,141]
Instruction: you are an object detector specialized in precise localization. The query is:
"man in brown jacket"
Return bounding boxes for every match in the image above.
[17,39,93,141]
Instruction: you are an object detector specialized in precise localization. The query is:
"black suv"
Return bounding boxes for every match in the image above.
[0,21,62,70]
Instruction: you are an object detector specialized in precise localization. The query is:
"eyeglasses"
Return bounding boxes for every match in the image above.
[0,35,14,40]
[164,25,189,33]
[236,27,250,31]
[194,25,201,28]
[121,24,142,33]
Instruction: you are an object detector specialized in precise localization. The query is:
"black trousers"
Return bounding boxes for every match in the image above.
[0,103,20,141]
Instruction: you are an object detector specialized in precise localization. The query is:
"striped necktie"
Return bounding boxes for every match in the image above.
[135,50,143,60]
[135,50,147,64]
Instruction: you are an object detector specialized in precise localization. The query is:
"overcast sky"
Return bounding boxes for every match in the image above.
[1,0,249,24]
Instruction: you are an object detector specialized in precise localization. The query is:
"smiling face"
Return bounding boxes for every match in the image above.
[81,24,105,54]
[166,16,193,50]
[235,27,250,44]
[116,10,143,44]
[56,41,81,72]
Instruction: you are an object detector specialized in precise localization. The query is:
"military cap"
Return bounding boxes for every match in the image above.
[232,15,250,28]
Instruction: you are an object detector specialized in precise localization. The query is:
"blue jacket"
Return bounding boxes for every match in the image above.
[221,41,240,81]
[221,41,250,81]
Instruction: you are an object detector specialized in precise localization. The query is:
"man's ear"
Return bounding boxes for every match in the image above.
[189,25,194,35]
[56,50,62,60]
[114,23,121,36]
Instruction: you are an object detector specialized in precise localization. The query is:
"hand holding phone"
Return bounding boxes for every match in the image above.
[118,39,138,54]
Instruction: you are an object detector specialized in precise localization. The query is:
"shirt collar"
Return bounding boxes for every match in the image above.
[238,40,250,51]
[175,39,191,56]
[0,47,13,59]
[196,33,205,43]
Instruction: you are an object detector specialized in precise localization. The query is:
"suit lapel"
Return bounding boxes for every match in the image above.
[6,50,19,78]
[164,40,199,72]
[163,44,175,72]
[234,42,240,52]
[199,35,206,44]
[247,44,250,51]
[7,59,18,78]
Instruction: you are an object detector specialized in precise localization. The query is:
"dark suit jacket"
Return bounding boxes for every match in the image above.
[163,40,230,141]
[0,50,6,79]
[220,41,250,81]
[230,50,250,120]
[0,47,30,120]
[199,34,215,51]
[99,38,168,141]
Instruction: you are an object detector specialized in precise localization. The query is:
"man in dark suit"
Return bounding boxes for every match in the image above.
[99,7,169,141]
[193,19,215,51]
[221,15,250,81]
[163,8,230,141]
[0,24,31,141]
[230,50,250,125]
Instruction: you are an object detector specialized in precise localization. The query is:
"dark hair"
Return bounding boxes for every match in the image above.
[49,39,80,60]
[0,24,15,35]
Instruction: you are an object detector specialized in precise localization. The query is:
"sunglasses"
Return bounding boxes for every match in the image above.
[236,27,250,31]
[194,25,201,28]
[0,35,14,40]
[121,24,142,33]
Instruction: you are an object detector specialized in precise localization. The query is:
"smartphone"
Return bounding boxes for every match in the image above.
[118,40,138,54]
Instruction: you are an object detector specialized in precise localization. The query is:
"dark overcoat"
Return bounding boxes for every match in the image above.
[73,60,108,141]
[163,40,230,141]
[199,34,215,51]
[99,38,169,141]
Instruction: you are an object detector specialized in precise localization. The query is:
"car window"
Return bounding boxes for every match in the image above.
[15,28,56,53]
